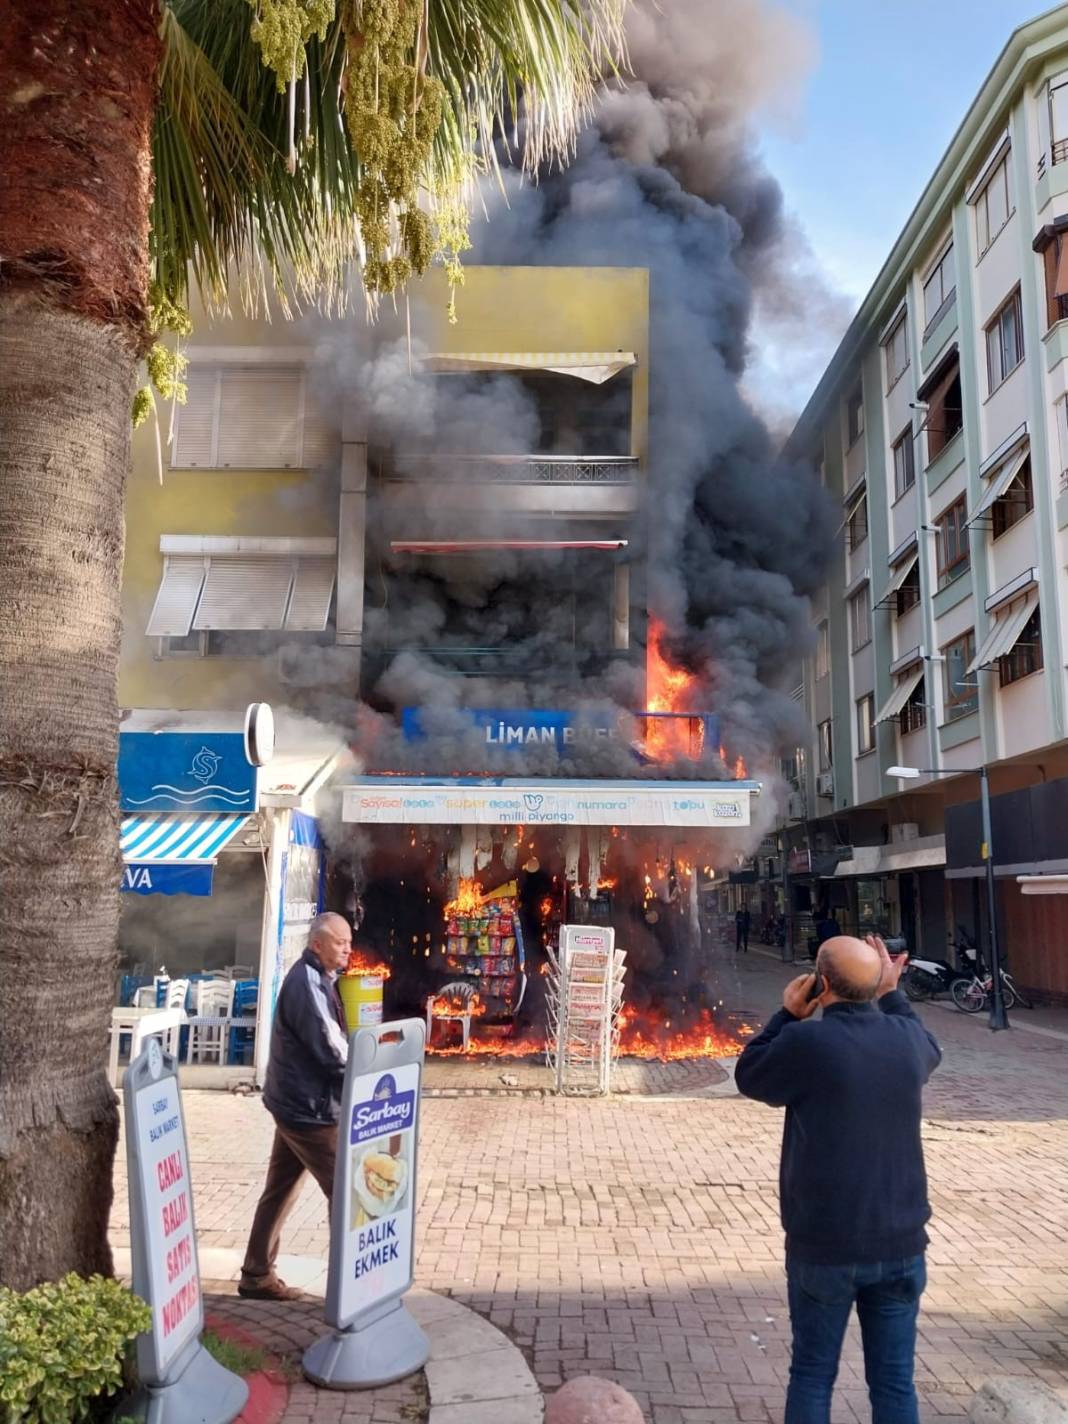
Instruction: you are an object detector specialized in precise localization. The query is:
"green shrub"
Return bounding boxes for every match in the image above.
[0,1274,151,1424]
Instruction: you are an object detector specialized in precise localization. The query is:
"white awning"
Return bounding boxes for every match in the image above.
[881,551,919,603]
[966,591,1038,673]
[876,666,924,723]
[970,445,1029,523]
[342,778,755,828]
[420,352,637,385]
[835,837,946,877]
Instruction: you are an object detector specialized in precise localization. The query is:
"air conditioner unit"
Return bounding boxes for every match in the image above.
[890,822,920,844]
[816,771,834,798]
[787,792,806,822]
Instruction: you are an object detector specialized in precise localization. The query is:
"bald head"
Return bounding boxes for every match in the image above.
[308,912,352,974]
[817,936,883,1003]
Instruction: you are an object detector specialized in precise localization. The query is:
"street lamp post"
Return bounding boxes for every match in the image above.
[889,764,1008,1032]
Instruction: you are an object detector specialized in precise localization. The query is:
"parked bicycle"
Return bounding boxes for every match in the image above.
[951,965,1033,1013]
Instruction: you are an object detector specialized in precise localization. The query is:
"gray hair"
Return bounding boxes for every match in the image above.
[307,911,350,946]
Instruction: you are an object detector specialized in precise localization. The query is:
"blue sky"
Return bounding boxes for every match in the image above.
[759,0,1052,304]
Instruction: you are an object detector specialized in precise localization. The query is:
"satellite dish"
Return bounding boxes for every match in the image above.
[244,703,275,767]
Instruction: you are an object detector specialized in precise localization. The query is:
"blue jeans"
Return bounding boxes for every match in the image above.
[786,1255,926,1424]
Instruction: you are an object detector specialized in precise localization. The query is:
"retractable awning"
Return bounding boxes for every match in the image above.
[966,591,1038,673]
[969,446,1029,523]
[120,812,250,895]
[875,666,925,723]
[420,352,637,385]
[878,551,919,606]
[343,777,757,828]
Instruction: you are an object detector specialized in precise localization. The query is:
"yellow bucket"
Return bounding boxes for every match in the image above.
[339,973,384,1029]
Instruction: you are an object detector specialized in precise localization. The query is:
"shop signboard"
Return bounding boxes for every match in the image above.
[303,1020,429,1391]
[121,862,215,897]
[343,781,752,829]
[122,1040,247,1423]
[119,731,257,814]
[788,847,812,875]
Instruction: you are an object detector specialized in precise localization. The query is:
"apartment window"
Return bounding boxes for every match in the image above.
[884,314,909,390]
[1039,228,1068,327]
[896,560,921,616]
[998,606,1043,686]
[936,496,969,587]
[856,694,876,754]
[847,493,868,552]
[850,587,871,651]
[172,365,335,470]
[900,678,927,736]
[974,150,1013,256]
[922,357,962,462]
[943,631,978,721]
[1049,76,1068,164]
[815,621,830,680]
[847,386,865,446]
[985,289,1024,393]
[991,456,1034,538]
[923,244,956,330]
[892,428,915,498]
[818,719,834,772]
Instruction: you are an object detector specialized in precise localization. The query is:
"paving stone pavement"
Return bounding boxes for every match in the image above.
[112,955,1068,1424]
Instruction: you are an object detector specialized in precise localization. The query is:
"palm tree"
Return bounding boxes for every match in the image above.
[0,0,626,1289]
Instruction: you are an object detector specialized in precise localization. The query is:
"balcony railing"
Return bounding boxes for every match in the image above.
[1053,138,1068,167]
[385,454,639,484]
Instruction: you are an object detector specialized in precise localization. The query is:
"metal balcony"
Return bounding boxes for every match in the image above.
[385,454,639,484]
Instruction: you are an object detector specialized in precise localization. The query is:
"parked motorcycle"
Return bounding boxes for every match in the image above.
[903,927,980,1002]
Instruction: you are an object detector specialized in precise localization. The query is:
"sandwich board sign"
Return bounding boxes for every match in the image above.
[122,1038,248,1424]
[303,1019,429,1389]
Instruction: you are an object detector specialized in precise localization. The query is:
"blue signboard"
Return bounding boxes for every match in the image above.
[118,732,257,813]
[401,707,620,750]
[121,862,215,897]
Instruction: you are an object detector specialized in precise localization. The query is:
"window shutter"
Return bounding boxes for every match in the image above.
[301,384,337,468]
[217,370,302,468]
[172,369,218,467]
[192,558,294,630]
[285,558,336,631]
[146,557,207,636]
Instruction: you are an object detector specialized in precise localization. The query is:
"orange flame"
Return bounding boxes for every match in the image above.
[644,618,700,761]
[444,877,485,917]
[430,994,486,1019]
[345,950,392,980]
[539,896,554,920]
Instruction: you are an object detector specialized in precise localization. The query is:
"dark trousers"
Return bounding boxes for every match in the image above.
[736,925,749,951]
[241,1120,338,1283]
[786,1255,926,1424]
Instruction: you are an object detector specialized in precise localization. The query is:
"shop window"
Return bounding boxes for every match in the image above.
[943,631,978,722]
[850,587,871,652]
[991,456,1033,538]
[985,288,1024,394]
[884,314,909,391]
[847,493,868,552]
[923,243,956,331]
[856,693,876,754]
[936,496,969,588]
[998,607,1043,686]
[896,560,921,616]
[892,428,915,498]
[899,678,927,735]
[847,385,865,446]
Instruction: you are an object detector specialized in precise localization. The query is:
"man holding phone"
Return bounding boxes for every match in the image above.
[735,934,942,1424]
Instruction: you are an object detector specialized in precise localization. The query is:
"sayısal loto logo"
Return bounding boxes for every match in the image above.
[189,747,222,784]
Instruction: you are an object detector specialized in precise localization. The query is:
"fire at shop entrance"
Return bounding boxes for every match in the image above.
[326,823,755,1062]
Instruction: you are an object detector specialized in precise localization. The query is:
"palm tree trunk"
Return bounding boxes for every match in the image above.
[0,0,162,1289]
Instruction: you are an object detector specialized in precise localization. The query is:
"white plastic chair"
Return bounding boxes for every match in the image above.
[186,978,234,1065]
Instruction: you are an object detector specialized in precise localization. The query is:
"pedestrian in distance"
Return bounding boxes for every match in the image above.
[239,912,352,1300]
[735,934,942,1424]
[735,905,751,953]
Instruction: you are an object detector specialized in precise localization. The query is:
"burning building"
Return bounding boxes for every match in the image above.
[115,0,836,1074]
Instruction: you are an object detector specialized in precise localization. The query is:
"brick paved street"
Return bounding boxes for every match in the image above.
[112,954,1068,1423]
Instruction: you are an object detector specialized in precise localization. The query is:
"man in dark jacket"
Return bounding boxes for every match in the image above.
[239,912,352,1300]
[735,935,941,1424]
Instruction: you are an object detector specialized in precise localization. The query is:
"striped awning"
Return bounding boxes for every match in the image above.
[120,813,250,863]
[420,352,637,385]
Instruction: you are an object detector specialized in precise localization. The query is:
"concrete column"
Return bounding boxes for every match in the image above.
[612,562,630,651]
[337,437,368,686]
[255,807,292,1087]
